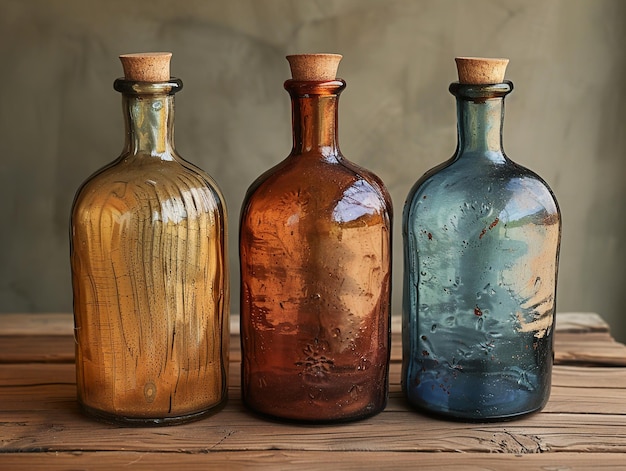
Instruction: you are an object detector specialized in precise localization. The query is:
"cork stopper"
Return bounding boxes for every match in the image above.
[455,57,509,84]
[286,54,342,80]
[119,52,172,82]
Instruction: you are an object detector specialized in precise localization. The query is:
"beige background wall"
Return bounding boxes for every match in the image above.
[1,0,625,340]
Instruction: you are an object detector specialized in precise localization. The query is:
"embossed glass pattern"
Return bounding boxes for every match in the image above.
[402,81,561,420]
[70,78,228,425]
[240,78,392,422]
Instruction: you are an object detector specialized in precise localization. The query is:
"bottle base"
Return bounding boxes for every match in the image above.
[242,396,386,424]
[79,397,227,426]
[403,360,551,422]
[403,396,547,423]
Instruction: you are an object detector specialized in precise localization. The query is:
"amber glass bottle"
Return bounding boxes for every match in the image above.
[240,54,392,422]
[70,53,228,425]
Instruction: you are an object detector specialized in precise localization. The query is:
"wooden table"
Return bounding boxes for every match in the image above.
[2,312,626,470]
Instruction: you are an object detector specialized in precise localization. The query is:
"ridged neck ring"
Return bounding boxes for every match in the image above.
[449,81,513,101]
[284,79,346,97]
[113,78,183,95]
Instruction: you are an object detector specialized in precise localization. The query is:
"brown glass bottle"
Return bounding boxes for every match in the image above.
[240,54,392,422]
[70,53,228,425]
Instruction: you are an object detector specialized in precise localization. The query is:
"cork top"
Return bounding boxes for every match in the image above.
[119,52,172,82]
[455,57,509,84]
[286,54,342,81]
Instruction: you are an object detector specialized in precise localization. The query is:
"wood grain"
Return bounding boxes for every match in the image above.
[1,312,625,469]
[1,451,626,471]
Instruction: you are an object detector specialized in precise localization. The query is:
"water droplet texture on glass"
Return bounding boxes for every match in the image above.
[402,80,561,421]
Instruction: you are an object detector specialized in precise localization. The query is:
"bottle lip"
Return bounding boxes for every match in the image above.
[113,77,183,95]
[284,78,346,96]
[449,80,513,100]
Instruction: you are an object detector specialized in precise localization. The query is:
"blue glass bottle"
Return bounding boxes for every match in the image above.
[402,58,561,420]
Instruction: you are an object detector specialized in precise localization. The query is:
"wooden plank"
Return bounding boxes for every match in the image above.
[552,365,626,388]
[4,361,625,396]
[1,360,626,455]
[554,312,610,333]
[0,313,74,336]
[0,451,625,471]
[543,388,626,414]
[0,363,242,397]
[0,336,75,363]
[2,403,626,454]
[2,312,625,366]
[555,332,626,366]
[3,332,625,366]
[3,379,624,416]
[0,363,75,386]
[2,451,626,471]
[3,361,625,416]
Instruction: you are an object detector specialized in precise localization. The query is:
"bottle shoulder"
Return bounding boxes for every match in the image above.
[72,154,226,219]
[241,154,392,227]
[245,155,390,204]
[403,157,559,229]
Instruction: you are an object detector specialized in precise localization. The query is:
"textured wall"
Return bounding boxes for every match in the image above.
[1,0,625,340]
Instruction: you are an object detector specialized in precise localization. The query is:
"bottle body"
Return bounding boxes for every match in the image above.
[402,82,560,420]
[240,79,392,422]
[71,79,228,425]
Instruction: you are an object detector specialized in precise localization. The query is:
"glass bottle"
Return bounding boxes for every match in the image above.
[402,57,561,420]
[70,53,228,425]
[240,54,392,422]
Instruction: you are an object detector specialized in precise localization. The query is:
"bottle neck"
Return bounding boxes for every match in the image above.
[450,81,512,161]
[114,79,182,160]
[285,79,345,159]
